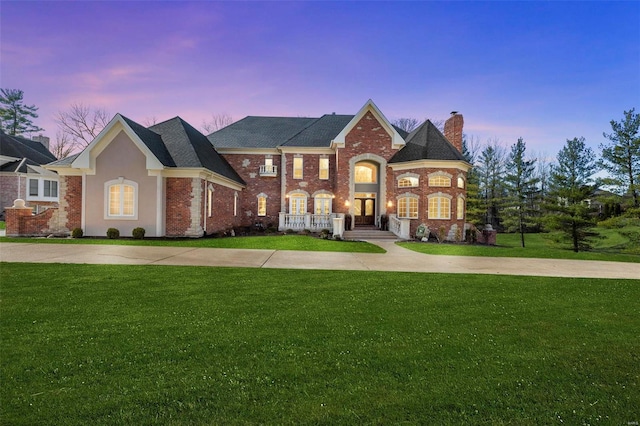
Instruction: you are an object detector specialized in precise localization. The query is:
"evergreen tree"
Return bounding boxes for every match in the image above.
[503,138,540,247]
[545,137,598,252]
[461,135,484,229]
[476,140,507,229]
[0,88,43,135]
[599,108,640,208]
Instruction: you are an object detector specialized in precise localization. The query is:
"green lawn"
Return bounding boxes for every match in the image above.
[0,234,385,253]
[2,263,638,425]
[399,231,640,263]
[0,220,5,230]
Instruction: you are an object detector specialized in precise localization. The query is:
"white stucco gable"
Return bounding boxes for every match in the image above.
[331,99,406,150]
[71,114,164,174]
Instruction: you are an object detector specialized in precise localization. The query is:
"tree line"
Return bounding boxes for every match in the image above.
[460,109,639,251]
[2,88,638,252]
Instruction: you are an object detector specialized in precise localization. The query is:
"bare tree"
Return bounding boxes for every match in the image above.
[49,130,77,159]
[55,103,110,148]
[202,113,233,134]
[143,116,159,127]
[392,118,420,133]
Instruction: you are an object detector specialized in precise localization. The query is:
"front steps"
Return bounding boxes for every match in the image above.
[343,228,399,240]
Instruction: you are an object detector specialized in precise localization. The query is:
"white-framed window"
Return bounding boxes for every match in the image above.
[289,192,307,215]
[457,176,465,189]
[319,157,329,180]
[29,179,39,196]
[428,194,451,219]
[398,195,419,219]
[314,193,332,215]
[105,178,138,219]
[457,196,465,220]
[207,185,213,217]
[257,193,267,216]
[27,178,58,199]
[428,174,451,187]
[398,177,418,188]
[293,156,303,179]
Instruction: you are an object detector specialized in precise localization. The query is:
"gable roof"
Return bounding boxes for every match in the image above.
[283,114,354,147]
[389,120,467,163]
[0,130,58,172]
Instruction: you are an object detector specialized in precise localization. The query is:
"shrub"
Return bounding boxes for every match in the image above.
[71,228,83,238]
[132,227,145,239]
[106,228,120,239]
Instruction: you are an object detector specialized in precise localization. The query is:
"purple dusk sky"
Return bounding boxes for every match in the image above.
[2,1,638,156]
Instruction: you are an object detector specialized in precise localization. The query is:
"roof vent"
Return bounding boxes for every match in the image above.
[450,111,458,116]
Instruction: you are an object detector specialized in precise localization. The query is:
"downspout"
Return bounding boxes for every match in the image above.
[15,158,27,200]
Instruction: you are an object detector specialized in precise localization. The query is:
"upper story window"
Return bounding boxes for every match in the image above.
[293,157,303,179]
[105,178,137,219]
[398,177,418,188]
[260,157,277,176]
[319,157,329,180]
[428,172,452,187]
[355,162,377,183]
[457,176,465,188]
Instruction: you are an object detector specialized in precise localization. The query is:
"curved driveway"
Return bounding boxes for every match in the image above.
[1,241,638,279]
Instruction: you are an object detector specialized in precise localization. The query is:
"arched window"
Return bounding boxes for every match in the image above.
[398,177,419,188]
[105,178,137,219]
[398,194,419,219]
[257,193,267,217]
[355,162,377,183]
[457,176,465,189]
[457,196,465,220]
[428,174,451,187]
[314,193,333,215]
[428,194,451,219]
[289,192,307,215]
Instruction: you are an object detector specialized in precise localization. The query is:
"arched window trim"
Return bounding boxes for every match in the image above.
[397,193,419,219]
[428,171,452,187]
[427,192,451,219]
[104,177,138,220]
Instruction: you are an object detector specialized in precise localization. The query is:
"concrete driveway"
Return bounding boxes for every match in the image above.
[1,240,638,279]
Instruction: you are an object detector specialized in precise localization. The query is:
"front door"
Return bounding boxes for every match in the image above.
[354,197,375,226]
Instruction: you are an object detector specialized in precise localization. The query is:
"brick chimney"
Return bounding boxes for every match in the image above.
[443,112,463,153]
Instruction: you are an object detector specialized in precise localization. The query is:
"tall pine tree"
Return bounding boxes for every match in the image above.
[503,138,540,247]
[599,108,639,208]
[545,137,598,252]
[0,89,43,136]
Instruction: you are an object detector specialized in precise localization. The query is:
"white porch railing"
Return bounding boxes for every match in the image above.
[279,213,341,232]
[389,214,411,239]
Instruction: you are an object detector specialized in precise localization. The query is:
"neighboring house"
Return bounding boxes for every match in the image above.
[0,131,59,220]
[42,100,471,239]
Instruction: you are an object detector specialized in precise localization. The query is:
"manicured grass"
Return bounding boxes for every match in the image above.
[0,234,385,253]
[2,263,639,425]
[0,220,5,230]
[399,232,640,263]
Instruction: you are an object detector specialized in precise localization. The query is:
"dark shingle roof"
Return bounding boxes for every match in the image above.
[207,116,317,149]
[283,114,354,147]
[121,115,175,167]
[389,120,467,163]
[0,131,58,165]
[149,117,244,184]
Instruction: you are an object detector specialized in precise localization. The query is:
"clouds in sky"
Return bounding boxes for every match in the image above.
[2,1,638,155]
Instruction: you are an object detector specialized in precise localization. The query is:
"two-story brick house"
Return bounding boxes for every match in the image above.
[35,100,470,240]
